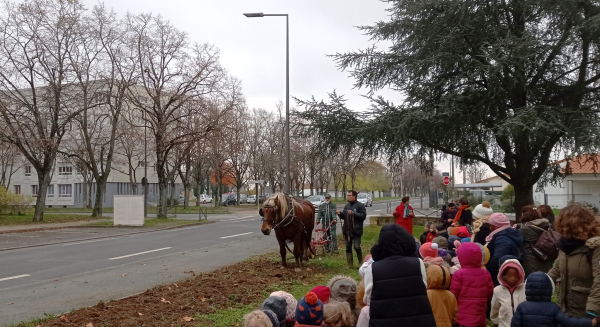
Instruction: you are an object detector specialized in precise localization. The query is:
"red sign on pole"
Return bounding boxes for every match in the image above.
[443,176,450,185]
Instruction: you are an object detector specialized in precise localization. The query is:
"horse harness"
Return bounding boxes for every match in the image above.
[262,196,312,254]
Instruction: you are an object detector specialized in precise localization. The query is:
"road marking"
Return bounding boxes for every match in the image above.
[0,274,30,282]
[220,232,253,239]
[230,219,255,224]
[108,247,172,260]
[220,216,254,222]
[62,238,118,246]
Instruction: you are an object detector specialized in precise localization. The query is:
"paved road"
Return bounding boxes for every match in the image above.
[0,202,395,325]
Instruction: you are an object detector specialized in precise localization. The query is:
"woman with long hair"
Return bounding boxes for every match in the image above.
[537,204,556,226]
[520,205,553,277]
[548,204,600,319]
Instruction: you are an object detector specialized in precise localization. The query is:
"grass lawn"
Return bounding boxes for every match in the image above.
[0,214,106,226]
[85,218,204,228]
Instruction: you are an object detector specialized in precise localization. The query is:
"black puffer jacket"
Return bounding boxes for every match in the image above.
[520,218,553,277]
[370,224,436,327]
[511,272,593,327]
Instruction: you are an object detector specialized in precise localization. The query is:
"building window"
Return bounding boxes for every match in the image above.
[31,185,38,196]
[138,160,146,167]
[92,92,109,105]
[24,166,32,176]
[47,185,54,197]
[14,185,20,194]
[59,184,72,197]
[59,166,73,175]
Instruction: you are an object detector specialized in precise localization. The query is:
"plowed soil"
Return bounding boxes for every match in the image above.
[26,241,350,327]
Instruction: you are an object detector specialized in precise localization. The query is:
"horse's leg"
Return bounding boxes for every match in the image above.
[276,236,287,267]
[293,236,302,269]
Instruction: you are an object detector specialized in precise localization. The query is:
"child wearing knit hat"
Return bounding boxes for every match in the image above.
[270,291,297,327]
[261,296,287,327]
[420,242,450,269]
[309,286,331,304]
[295,292,325,326]
[472,201,494,244]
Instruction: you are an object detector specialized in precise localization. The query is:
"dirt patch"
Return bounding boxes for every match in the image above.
[29,250,345,327]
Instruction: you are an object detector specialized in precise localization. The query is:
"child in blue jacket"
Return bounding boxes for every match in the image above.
[511,272,598,327]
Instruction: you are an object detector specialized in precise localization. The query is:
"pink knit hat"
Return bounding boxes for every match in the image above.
[489,213,510,228]
[419,242,439,258]
[270,291,297,320]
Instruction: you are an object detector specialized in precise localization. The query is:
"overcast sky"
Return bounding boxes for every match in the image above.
[80,0,482,183]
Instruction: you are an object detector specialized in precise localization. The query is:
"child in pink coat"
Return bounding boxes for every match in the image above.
[450,241,494,327]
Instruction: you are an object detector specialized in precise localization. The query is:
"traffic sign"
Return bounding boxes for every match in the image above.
[443,176,450,185]
[442,172,450,177]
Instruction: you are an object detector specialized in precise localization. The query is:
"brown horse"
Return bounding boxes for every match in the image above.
[259,193,316,267]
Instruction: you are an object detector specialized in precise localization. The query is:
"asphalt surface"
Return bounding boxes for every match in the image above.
[0,201,407,325]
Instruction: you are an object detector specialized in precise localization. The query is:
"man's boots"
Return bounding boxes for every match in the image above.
[346,253,354,269]
[356,249,363,265]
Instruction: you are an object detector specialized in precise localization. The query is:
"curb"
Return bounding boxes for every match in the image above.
[0,220,215,252]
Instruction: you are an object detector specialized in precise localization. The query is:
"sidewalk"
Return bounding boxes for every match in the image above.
[0,218,110,233]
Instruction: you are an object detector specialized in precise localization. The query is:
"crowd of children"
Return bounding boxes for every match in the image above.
[245,202,600,327]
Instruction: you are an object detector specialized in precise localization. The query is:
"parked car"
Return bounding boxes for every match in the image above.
[199,194,212,203]
[247,195,257,204]
[357,193,373,207]
[239,194,248,204]
[306,195,326,208]
[221,193,237,206]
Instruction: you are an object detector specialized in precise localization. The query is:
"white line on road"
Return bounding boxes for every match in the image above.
[220,216,254,221]
[0,274,30,282]
[108,247,172,260]
[230,219,255,224]
[220,232,253,239]
[62,238,118,246]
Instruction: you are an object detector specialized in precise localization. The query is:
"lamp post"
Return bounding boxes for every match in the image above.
[244,12,291,194]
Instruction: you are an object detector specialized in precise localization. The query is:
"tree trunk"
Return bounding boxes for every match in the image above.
[82,180,88,209]
[513,184,534,222]
[33,171,51,222]
[92,176,108,218]
[87,181,93,209]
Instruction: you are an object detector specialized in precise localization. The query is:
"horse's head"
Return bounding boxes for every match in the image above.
[259,194,288,235]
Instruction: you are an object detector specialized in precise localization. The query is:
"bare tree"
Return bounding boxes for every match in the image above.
[126,13,239,217]
[0,141,22,188]
[60,4,137,217]
[0,0,87,221]
[463,163,489,184]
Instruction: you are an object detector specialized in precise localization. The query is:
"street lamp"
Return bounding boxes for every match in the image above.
[244,12,291,195]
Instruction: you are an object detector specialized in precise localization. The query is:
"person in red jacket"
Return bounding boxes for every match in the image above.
[394,196,415,235]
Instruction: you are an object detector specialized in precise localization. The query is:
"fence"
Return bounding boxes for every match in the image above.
[543,194,600,213]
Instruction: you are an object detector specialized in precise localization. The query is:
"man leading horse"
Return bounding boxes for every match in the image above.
[316,193,338,254]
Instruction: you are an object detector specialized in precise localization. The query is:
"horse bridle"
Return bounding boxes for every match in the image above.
[262,199,296,229]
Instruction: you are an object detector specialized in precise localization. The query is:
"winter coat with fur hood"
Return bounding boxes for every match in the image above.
[548,236,600,318]
[426,265,457,327]
[450,242,494,327]
[490,259,526,327]
[520,218,553,277]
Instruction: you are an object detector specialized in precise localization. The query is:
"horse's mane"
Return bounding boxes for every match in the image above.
[265,193,306,216]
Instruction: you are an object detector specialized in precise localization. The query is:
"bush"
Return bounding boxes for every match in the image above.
[0,186,33,215]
